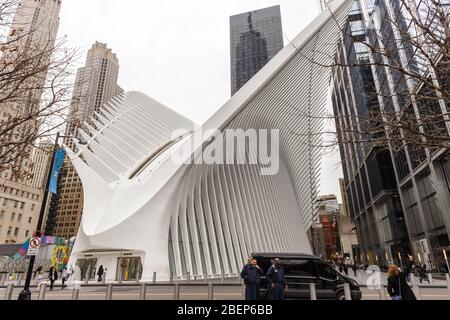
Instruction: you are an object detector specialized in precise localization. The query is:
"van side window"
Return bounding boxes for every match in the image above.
[284,259,315,277]
[317,263,338,280]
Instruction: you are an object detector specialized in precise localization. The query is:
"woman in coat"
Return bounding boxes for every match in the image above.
[48,266,58,291]
[387,265,417,301]
[97,265,104,282]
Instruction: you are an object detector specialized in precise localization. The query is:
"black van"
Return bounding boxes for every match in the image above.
[252,253,362,300]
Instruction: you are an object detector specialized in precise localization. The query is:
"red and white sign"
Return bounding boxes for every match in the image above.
[27,236,41,256]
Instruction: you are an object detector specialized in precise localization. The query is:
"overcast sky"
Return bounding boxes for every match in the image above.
[57,0,344,201]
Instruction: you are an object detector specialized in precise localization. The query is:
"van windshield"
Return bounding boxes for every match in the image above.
[317,262,339,280]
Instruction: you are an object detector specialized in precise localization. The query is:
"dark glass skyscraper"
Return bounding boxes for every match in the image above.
[331,0,450,269]
[230,5,284,95]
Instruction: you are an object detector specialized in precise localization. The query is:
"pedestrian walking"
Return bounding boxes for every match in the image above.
[339,263,343,273]
[266,258,287,300]
[97,265,104,283]
[48,266,58,290]
[61,267,68,289]
[343,263,349,276]
[387,265,416,301]
[240,258,260,301]
[405,255,415,282]
[352,264,358,277]
[35,266,45,292]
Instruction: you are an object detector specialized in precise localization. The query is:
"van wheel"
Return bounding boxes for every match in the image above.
[336,292,347,300]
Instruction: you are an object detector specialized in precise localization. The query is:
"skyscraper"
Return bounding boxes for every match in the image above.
[45,42,122,239]
[0,0,61,244]
[331,0,450,268]
[230,5,284,95]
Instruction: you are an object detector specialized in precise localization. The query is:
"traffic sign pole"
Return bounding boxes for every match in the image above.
[18,133,59,300]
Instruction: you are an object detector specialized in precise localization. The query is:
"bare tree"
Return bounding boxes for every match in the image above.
[294,0,450,159]
[0,0,79,179]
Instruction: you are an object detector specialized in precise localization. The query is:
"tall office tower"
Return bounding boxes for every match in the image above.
[45,42,122,239]
[332,0,450,268]
[0,0,61,244]
[230,5,284,95]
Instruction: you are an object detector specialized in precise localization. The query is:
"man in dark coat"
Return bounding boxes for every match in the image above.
[48,266,58,290]
[97,265,104,282]
[266,258,287,300]
[252,259,264,300]
[241,258,261,301]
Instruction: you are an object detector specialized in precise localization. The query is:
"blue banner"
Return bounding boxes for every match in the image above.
[49,148,66,195]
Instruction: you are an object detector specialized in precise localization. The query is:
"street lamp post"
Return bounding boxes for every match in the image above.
[18,133,86,300]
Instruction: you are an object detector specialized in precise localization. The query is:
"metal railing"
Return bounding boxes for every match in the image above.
[2,273,450,301]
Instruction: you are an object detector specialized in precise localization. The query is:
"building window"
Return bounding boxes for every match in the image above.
[14,227,19,236]
[25,230,29,237]
[28,217,32,223]
[11,212,15,221]
[7,226,12,235]
[18,214,22,221]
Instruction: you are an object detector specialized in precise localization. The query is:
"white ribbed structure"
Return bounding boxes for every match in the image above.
[68,0,352,281]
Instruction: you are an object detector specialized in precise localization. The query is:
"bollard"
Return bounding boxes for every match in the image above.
[72,288,80,300]
[310,283,317,301]
[241,285,245,300]
[106,283,113,300]
[153,272,157,284]
[427,273,433,285]
[1,273,7,287]
[84,273,89,285]
[16,273,22,287]
[208,283,214,300]
[378,287,386,300]
[187,272,191,285]
[221,273,225,285]
[136,272,140,284]
[4,284,14,300]
[344,283,352,301]
[204,273,208,284]
[173,283,180,300]
[170,272,174,285]
[38,282,47,301]
[411,276,421,300]
[445,274,450,298]
[102,272,107,284]
[139,283,147,301]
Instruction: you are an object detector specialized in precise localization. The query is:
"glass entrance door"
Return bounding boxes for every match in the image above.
[76,258,98,280]
[116,257,143,281]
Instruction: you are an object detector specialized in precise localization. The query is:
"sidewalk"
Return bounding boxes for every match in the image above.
[347,271,448,287]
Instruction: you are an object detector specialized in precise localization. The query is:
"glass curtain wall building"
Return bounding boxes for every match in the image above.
[230,5,284,95]
[332,0,450,270]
